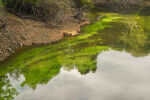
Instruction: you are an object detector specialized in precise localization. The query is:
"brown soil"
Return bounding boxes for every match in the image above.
[0,13,89,61]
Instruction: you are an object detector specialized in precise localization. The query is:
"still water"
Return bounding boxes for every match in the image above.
[0,6,150,100]
[12,51,150,100]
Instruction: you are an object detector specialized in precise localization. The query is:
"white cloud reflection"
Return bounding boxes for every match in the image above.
[14,50,150,100]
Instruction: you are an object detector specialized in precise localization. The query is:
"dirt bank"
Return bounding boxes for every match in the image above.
[0,12,89,62]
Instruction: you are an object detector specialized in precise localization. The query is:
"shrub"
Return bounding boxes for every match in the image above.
[0,0,91,27]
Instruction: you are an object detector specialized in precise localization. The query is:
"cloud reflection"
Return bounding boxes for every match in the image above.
[14,50,150,100]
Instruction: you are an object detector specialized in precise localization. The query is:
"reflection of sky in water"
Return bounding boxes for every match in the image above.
[7,74,25,92]
[12,50,150,100]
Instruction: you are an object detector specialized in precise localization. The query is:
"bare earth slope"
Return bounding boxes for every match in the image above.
[0,13,89,61]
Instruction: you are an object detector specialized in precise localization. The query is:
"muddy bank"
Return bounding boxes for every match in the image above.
[0,12,89,62]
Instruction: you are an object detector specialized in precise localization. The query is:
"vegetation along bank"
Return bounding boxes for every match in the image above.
[0,0,92,61]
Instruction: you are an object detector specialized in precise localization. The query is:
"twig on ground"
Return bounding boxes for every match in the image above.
[0,18,6,29]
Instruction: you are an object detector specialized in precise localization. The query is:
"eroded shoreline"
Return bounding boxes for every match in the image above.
[0,13,89,62]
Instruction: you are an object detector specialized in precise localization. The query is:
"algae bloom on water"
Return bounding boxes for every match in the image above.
[1,11,150,100]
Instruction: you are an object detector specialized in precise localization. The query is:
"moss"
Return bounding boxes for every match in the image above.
[0,12,123,90]
[22,57,61,89]
[58,46,108,74]
[0,8,150,99]
[1,11,150,99]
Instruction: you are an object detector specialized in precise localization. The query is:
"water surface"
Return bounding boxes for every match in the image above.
[0,7,150,100]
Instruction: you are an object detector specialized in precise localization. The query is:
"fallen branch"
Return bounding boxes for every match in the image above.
[97,14,104,21]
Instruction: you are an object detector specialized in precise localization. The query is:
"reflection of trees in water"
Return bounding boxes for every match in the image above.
[0,59,61,99]
[98,15,150,57]
[0,73,19,100]
[0,44,105,99]
[21,57,61,89]
[0,13,150,99]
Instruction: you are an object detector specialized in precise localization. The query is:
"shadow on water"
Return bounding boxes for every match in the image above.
[0,2,150,99]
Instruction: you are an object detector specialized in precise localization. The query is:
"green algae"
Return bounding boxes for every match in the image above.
[0,12,120,91]
[1,12,150,99]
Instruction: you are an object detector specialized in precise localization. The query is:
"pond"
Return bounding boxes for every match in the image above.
[0,6,150,100]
